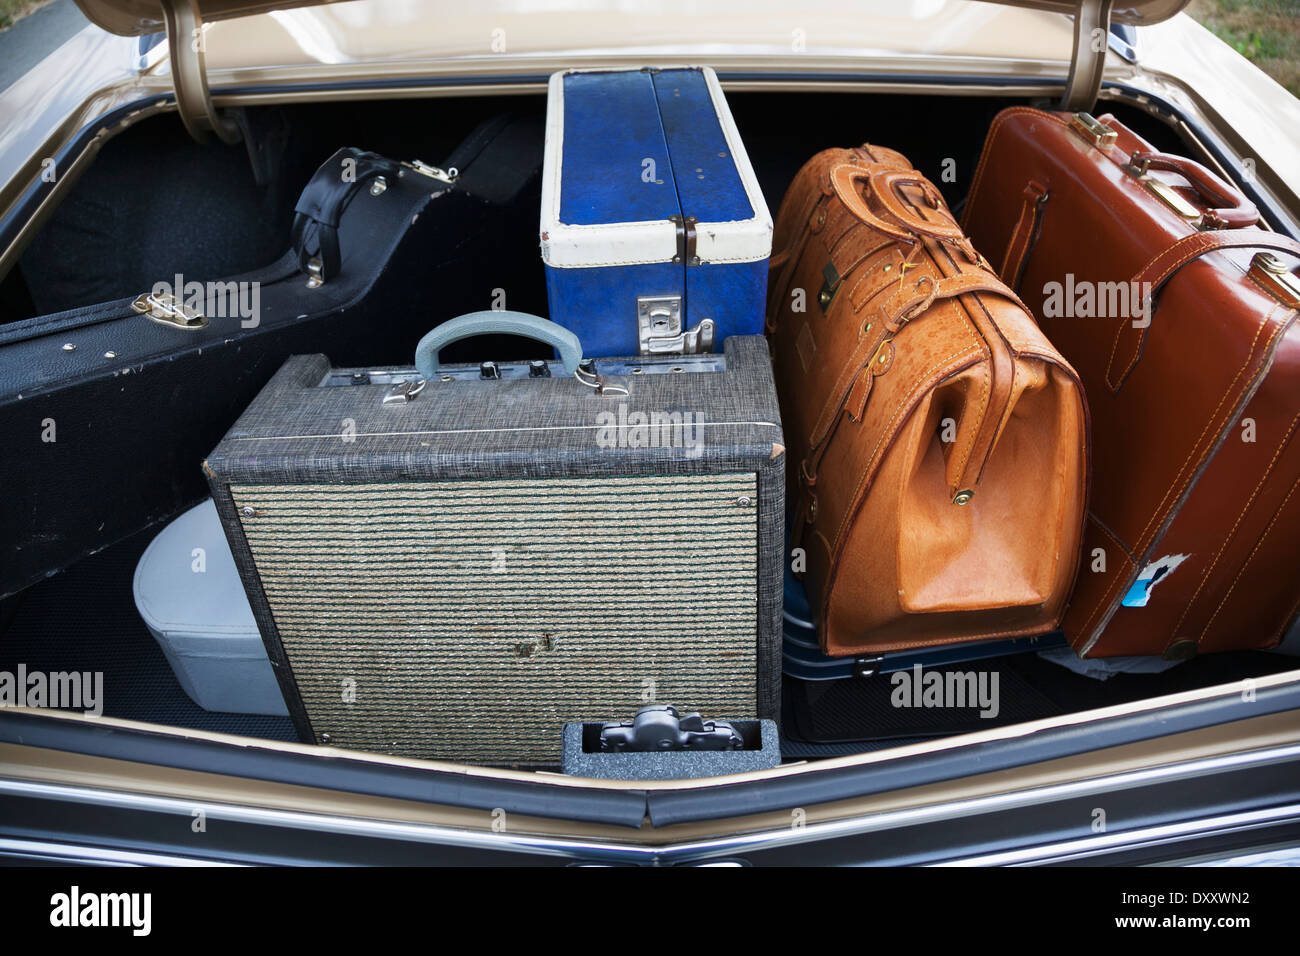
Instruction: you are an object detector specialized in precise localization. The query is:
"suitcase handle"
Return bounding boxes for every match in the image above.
[414,311,583,378]
[1128,151,1258,229]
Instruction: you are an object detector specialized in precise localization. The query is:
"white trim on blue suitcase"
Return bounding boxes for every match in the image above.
[539,66,772,270]
[693,66,773,265]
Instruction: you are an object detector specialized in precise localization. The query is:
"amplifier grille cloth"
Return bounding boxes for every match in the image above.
[233,474,758,763]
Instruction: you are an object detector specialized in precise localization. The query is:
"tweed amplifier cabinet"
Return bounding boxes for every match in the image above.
[204,320,784,765]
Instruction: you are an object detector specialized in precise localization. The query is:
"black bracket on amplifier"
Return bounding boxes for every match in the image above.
[598,704,743,752]
[562,705,780,780]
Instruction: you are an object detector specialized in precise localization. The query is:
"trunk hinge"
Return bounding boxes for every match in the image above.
[160,0,241,144]
[1061,0,1114,113]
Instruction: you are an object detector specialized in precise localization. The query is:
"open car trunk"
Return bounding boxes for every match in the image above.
[2,85,1297,779]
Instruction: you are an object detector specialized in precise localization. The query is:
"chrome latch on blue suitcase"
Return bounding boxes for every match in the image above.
[540,66,772,358]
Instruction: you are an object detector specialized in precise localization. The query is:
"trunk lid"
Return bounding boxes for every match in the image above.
[75,0,1191,38]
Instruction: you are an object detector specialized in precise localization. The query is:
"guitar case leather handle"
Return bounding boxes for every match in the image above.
[290,148,403,282]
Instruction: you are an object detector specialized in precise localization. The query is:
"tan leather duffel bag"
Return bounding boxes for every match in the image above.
[767,144,1089,657]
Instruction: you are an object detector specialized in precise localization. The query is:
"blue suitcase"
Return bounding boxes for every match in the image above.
[540,67,772,357]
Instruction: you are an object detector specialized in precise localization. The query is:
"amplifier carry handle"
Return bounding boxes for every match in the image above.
[414,311,584,378]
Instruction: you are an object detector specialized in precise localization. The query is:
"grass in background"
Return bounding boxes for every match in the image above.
[0,0,53,30]
[1187,0,1300,96]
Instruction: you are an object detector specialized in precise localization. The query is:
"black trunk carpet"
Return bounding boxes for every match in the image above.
[782,661,1064,746]
[780,647,1299,752]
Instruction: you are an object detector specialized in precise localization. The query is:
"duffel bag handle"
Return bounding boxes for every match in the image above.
[830,164,977,259]
[414,311,583,378]
[1127,150,1258,229]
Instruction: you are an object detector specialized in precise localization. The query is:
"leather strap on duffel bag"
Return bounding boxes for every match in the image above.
[767,144,1090,656]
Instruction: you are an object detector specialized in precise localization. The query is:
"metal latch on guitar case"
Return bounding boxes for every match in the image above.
[637,295,715,355]
[403,160,460,184]
[132,292,207,331]
[598,704,743,752]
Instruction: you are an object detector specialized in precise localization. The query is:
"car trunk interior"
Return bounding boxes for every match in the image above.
[1,86,1297,771]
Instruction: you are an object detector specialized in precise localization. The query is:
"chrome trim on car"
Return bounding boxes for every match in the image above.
[0,837,241,867]
[930,803,1300,866]
[4,741,1299,864]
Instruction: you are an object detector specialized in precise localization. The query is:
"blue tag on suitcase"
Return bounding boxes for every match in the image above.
[540,66,772,357]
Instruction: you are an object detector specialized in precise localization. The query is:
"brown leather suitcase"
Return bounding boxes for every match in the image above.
[767,144,1088,657]
[963,107,1300,659]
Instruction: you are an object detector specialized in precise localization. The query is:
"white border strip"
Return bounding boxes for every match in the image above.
[693,65,773,264]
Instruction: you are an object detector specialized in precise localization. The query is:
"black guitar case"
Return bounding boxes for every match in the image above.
[0,113,545,598]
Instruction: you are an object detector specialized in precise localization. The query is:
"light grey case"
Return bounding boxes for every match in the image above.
[133,499,288,716]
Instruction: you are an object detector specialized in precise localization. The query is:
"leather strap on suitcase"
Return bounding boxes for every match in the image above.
[768,144,1089,657]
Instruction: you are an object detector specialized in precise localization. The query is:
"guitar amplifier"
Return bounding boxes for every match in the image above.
[203,313,785,764]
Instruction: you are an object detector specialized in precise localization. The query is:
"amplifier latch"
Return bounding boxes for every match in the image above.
[381,378,426,404]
